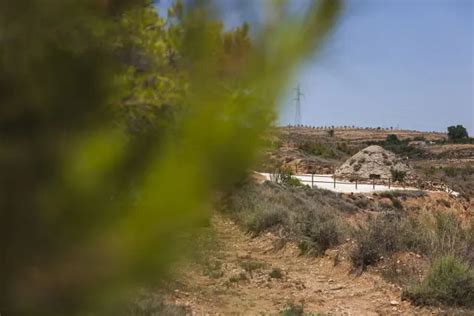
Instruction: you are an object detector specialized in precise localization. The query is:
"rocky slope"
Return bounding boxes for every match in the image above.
[335,145,412,180]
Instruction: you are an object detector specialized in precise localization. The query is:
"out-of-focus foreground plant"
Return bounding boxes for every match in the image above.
[0,0,342,314]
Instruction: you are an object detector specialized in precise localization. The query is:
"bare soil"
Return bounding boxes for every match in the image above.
[162,215,443,315]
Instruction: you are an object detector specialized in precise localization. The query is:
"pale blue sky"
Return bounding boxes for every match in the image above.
[156,0,473,134]
[279,0,473,134]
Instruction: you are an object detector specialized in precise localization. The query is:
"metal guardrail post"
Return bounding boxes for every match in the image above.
[388,178,391,189]
[333,176,336,189]
[311,173,314,188]
[372,179,375,190]
[355,179,358,190]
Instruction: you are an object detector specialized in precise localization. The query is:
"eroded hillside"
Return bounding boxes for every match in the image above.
[130,128,473,315]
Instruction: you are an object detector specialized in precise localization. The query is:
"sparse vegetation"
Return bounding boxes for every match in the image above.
[298,142,342,159]
[367,138,426,159]
[269,267,284,279]
[403,255,474,307]
[351,211,473,271]
[241,205,288,235]
[421,166,474,199]
[203,259,224,279]
[297,208,345,255]
[222,182,353,255]
[280,303,304,316]
[378,192,403,209]
[381,258,426,287]
[127,292,189,316]
[351,215,407,269]
[381,190,427,199]
[240,260,266,275]
[437,199,451,208]
[390,168,407,182]
[229,271,249,283]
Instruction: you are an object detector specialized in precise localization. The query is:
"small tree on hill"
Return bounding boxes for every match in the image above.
[385,134,401,145]
[447,125,469,142]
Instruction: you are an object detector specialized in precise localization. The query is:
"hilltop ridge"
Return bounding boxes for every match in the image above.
[277,126,447,143]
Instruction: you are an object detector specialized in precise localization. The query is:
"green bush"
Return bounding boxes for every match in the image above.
[390,168,406,182]
[269,267,284,279]
[280,303,304,316]
[386,134,401,145]
[403,255,474,307]
[447,125,469,142]
[278,168,303,187]
[298,142,338,159]
[286,177,303,187]
[297,140,356,160]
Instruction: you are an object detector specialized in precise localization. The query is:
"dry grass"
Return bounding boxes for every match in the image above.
[222,181,355,255]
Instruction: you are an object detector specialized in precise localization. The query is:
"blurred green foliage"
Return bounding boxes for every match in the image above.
[0,0,342,314]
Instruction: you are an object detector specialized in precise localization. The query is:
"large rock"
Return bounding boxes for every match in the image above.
[335,145,412,180]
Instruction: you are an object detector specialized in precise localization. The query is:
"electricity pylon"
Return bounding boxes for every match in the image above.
[294,84,303,126]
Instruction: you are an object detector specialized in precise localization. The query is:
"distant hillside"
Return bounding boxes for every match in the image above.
[278,126,447,143]
[258,126,474,199]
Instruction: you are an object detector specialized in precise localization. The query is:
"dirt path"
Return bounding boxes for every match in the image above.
[164,215,437,315]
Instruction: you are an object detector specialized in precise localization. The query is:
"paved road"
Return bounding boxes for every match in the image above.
[258,173,417,193]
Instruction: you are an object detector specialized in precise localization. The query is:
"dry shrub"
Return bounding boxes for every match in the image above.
[222,182,351,255]
[403,255,474,307]
[352,210,474,308]
[350,214,403,269]
[350,211,472,270]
